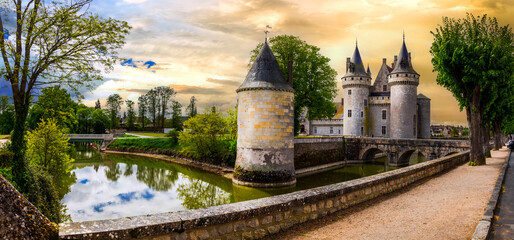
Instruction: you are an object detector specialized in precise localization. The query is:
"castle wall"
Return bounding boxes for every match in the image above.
[343,85,369,136]
[417,98,431,139]
[390,80,418,139]
[369,103,390,138]
[234,90,295,186]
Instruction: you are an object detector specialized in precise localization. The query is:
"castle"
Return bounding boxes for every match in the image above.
[302,36,431,139]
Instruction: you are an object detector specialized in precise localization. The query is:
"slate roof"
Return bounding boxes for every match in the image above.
[391,38,418,75]
[236,42,294,93]
[344,45,369,77]
[417,93,430,100]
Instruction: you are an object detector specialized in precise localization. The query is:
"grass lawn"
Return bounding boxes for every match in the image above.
[117,134,140,138]
[127,132,167,137]
[0,135,9,139]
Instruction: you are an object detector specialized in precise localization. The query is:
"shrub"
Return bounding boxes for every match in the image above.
[0,151,14,168]
[166,129,180,144]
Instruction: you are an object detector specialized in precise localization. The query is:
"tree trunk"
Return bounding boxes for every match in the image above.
[483,125,491,158]
[492,121,503,150]
[10,100,30,194]
[468,86,486,165]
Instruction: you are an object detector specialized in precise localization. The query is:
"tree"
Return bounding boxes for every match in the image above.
[249,35,338,135]
[27,86,77,132]
[0,96,14,134]
[0,0,130,192]
[146,89,159,132]
[138,95,148,129]
[76,104,94,134]
[450,127,460,137]
[125,99,136,130]
[106,94,123,130]
[186,96,198,118]
[156,86,176,131]
[170,100,183,131]
[95,99,101,109]
[430,14,513,165]
[92,109,109,134]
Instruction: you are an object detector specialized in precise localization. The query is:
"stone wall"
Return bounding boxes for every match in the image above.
[59,151,470,240]
[369,103,390,138]
[0,175,58,239]
[294,138,344,169]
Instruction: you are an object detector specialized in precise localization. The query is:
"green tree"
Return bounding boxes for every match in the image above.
[27,86,78,132]
[146,89,159,132]
[461,129,470,136]
[95,99,101,109]
[125,99,136,130]
[170,100,183,131]
[0,0,130,192]
[92,109,109,134]
[0,96,14,134]
[156,86,176,131]
[179,106,233,165]
[106,94,123,129]
[249,35,338,135]
[76,104,94,134]
[430,14,513,165]
[186,96,198,118]
[450,127,459,137]
[138,95,148,129]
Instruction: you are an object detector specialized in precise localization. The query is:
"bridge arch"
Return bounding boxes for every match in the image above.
[398,149,426,166]
[360,147,387,162]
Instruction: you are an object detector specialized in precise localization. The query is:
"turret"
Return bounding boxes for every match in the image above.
[388,34,420,139]
[342,42,371,136]
[234,41,296,187]
[417,94,431,139]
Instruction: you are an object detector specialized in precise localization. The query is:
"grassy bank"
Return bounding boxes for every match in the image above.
[108,138,179,153]
[126,132,167,137]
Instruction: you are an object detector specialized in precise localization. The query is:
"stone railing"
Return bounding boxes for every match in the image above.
[59,151,470,239]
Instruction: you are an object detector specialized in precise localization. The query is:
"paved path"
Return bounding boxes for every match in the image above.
[123,133,151,138]
[264,148,509,240]
[490,150,514,239]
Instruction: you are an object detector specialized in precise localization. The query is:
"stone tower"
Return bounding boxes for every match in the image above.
[388,36,419,139]
[417,94,431,139]
[233,41,296,187]
[342,43,371,136]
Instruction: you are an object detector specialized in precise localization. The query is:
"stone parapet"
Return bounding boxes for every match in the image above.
[59,151,470,240]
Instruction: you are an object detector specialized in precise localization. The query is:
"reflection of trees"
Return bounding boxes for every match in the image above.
[104,163,122,181]
[136,166,179,191]
[54,171,77,199]
[176,177,231,209]
[124,164,134,176]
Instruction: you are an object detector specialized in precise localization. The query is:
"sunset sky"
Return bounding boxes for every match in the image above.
[10,0,514,125]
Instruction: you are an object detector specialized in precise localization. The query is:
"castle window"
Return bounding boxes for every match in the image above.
[348,89,352,95]
[382,110,387,120]
[405,74,408,77]
[348,110,352,118]
[396,74,399,77]
[314,127,317,134]
[330,127,333,134]
[364,100,367,107]
[361,127,364,135]
[360,77,362,80]
[382,97,384,100]
[361,111,363,118]
[382,126,386,135]
[339,129,341,134]
[383,85,387,91]
[351,77,354,80]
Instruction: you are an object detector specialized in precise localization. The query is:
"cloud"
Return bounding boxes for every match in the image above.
[205,78,241,87]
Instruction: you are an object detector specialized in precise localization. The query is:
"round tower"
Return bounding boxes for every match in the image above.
[388,36,420,139]
[233,41,296,187]
[342,43,371,136]
[417,94,431,139]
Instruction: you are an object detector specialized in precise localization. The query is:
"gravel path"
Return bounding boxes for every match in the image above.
[265,148,509,240]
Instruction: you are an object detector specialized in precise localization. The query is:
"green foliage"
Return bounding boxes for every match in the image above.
[138,95,148,129]
[166,129,180,144]
[179,106,236,166]
[0,96,14,134]
[156,86,176,131]
[249,35,338,135]
[126,99,136,130]
[106,94,123,129]
[108,138,178,152]
[170,100,183,131]
[186,96,198,118]
[450,128,460,137]
[27,86,78,132]
[92,109,109,134]
[26,119,74,180]
[0,151,14,168]
[25,165,70,223]
[461,129,470,136]
[76,104,94,134]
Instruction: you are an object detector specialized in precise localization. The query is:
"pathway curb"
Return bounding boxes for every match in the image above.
[472,149,511,240]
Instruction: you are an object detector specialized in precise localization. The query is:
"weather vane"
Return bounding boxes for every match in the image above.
[264,25,272,42]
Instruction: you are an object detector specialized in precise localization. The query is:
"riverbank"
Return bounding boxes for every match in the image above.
[264,148,509,240]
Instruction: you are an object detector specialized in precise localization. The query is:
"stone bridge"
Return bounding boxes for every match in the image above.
[294,137,470,168]
[67,134,114,141]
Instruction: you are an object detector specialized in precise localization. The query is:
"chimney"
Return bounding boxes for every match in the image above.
[408,52,412,67]
[288,58,293,85]
[341,98,344,105]
[393,55,398,68]
[382,58,387,64]
[346,57,351,73]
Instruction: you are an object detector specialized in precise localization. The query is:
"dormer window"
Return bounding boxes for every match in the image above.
[383,85,387,91]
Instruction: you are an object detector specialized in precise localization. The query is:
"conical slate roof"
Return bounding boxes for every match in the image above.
[391,37,418,75]
[344,44,368,77]
[366,64,371,76]
[236,42,294,93]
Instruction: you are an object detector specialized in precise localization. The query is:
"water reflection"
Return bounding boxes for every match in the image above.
[64,143,418,222]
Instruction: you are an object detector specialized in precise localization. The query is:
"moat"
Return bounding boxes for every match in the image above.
[63,143,425,222]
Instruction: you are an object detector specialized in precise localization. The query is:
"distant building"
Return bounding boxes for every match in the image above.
[301,36,431,139]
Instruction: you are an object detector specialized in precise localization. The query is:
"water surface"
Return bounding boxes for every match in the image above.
[63,143,425,222]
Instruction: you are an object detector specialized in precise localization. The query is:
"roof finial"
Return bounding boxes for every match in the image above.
[264,25,272,43]
[356,38,358,47]
[403,31,405,42]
